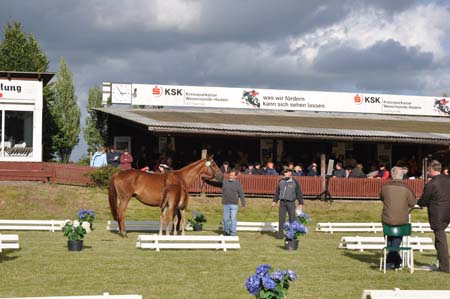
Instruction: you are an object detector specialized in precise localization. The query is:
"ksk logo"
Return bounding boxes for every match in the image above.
[152,86,162,97]
[354,94,362,105]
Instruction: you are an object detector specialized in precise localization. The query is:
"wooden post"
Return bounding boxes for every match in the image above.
[201,149,207,159]
[201,149,207,198]
[321,154,326,192]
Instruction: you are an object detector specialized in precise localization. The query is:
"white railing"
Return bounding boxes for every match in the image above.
[0,220,65,232]
[136,234,240,252]
[0,233,19,252]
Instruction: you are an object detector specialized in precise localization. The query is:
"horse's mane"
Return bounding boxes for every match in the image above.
[172,158,206,174]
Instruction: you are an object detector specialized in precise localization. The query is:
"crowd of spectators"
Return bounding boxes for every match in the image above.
[91,145,450,180]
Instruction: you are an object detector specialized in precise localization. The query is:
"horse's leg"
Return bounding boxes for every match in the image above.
[172,208,179,236]
[159,209,164,235]
[165,205,174,235]
[117,193,131,238]
[180,209,186,235]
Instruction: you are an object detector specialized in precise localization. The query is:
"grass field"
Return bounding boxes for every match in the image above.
[1,182,450,299]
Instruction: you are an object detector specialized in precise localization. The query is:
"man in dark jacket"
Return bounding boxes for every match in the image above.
[418,160,450,273]
[380,166,416,269]
[272,169,304,239]
[203,170,245,236]
[106,147,120,167]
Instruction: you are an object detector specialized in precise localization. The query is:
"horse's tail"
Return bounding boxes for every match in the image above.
[109,173,118,221]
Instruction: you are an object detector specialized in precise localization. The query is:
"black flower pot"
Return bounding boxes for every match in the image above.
[284,239,299,250]
[193,223,203,231]
[67,240,83,251]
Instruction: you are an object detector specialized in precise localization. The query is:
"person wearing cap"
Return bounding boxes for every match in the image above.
[272,168,304,239]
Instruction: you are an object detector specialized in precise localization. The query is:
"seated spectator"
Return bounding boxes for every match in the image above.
[243,164,254,174]
[306,163,318,176]
[265,161,278,176]
[348,163,366,178]
[293,165,304,176]
[372,163,390,180]
[252,162,264,175]
[90,146,107,168]
[333,162,346,178]
[287,161,295,170]
[220,161,231,174]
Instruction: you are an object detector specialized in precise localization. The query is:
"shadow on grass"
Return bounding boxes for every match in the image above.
[342,251,380,268]
[0,251,19,263]
[342,251,435,269]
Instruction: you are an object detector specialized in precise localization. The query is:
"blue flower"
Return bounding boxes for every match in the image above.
[245,275,260,295]
[261,276,276,291]
[270,270,284,282]
[256,264,271,276]
[286,270,297,281]
[245,265,298,298]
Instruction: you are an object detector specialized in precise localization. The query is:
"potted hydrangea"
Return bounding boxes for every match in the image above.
[245,264,297,298]
[62,219,92,251]
[187,211,206,231]
[77,209,95,229]
[296,210,312,225]
[283,221,307,250]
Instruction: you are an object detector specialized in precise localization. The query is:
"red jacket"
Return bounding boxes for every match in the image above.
[119,153,133,170]
[374,169,390,180]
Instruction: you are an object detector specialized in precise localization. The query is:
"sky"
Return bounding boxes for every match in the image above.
[1,0,450,161]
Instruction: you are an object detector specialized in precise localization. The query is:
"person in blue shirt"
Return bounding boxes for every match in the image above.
[265,161,278,175]
[90,146,107,168]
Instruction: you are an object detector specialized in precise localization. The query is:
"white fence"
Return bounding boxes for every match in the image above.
[108,220,278,232]
[0,293,142,299]
[362,288,450,299]
[0,220,65,232]
[136,234,240,252]
[0,234,19,252]
[339,236,435,252]
[316,222,448,234]
[219,221,278,232]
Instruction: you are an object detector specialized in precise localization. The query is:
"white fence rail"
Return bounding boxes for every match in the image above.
[219,221,278,232]
[0,234,19,252]
[339,236,435,252]
[137,234,240,252]
[108,220,278,232]
[0,293,142,299]
[316,222,448,234]
[362,288,450,299]
[0,220,65,232]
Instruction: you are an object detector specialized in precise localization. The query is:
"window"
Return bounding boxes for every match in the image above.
[2,110,33,157]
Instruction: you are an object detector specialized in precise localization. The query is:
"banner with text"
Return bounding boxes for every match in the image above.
[129,83,450,117]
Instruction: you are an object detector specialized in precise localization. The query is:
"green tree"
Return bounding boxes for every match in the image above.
[84,86,106,153]
[52,58,80,163]
[0,22,49,71]
[0,21,56,160]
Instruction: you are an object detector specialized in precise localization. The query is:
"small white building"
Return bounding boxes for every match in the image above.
[0,71,54,162]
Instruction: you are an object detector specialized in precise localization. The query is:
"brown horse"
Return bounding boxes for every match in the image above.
[108,156,222,237]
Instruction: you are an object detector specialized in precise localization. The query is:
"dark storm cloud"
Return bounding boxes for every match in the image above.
[313,39,434,73]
